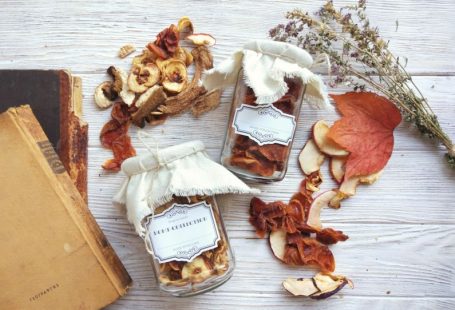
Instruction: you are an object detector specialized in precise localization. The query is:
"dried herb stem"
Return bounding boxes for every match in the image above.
[270,0,454,167]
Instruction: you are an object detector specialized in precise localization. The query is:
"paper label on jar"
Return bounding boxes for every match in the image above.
[232,104,296,146]
[145,201,221,263]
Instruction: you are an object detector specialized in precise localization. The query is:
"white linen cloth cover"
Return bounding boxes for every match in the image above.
[114,140,259,236]
[202,39,329,108]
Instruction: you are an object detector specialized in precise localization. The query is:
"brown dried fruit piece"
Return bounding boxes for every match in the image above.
[132,86,167,128]
[191,89,222,117]
[269,230,335,272]
[153,24,179,57]
[158,46,213,115]
[100,102,136,171]
[316,228,349,245]
[107,66,123,97]
[284,233,335,272]
[249,193,314,238]
[118,44,136,58]
[230,153,276,177]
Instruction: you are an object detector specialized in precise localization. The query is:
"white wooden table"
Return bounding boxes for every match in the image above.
[1,0,454,309]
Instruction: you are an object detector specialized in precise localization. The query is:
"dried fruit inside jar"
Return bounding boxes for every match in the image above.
[144,195,235,296]
[221,71,306,181]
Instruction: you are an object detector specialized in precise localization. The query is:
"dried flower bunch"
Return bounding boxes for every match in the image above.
[269,0,455,168]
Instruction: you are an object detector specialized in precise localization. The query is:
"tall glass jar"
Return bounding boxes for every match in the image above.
[221,70,306,182]
[144,195,234,297]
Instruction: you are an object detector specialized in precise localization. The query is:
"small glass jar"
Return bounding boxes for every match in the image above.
[144,195,234,297]
[221,70,306,182]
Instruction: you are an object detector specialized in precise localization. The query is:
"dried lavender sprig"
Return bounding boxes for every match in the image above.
[270,0,455,167]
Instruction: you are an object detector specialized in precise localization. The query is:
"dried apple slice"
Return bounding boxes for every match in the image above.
[108,66,135,106]
[269,229,287,261]
[128,63,161,93]
[132,49,157,66]
[161,60,188,93]
[312,120,349,157]
[181,256,213,283]
[94,81,116,109]
[329,157,346,184]
[174,47,193,66]
[283,278,319,296]
[177,16,194,39]
[329,170,383,208]
[187,33,216,47]
[307,190,337,230]
[298,139,325,175]
[283,273,353,299]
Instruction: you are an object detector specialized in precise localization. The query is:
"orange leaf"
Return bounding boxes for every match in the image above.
[328,92,401,179]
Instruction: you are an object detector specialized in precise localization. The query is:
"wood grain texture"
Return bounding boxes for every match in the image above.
[1,0,454,309]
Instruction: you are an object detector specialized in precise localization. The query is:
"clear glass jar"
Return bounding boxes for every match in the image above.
[144,195,234,297]
[221,70,306,182]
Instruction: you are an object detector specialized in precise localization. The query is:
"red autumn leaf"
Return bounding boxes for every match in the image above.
[328,92,402,179]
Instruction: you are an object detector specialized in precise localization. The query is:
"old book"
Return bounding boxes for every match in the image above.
[0,106,131,309]
[0,70,88,202]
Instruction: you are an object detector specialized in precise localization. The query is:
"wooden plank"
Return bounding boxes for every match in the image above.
[0,0,454,73]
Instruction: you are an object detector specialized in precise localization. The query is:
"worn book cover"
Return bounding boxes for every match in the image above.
[0,70,88,202]
[0,106,131,309]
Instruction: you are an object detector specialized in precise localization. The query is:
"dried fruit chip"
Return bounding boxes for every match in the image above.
[118,44,136,58]
[161,59,188,93]
[328,92,402,179]
[132,49,157,66]
[100,103,136,171]
[94,81,116,109]
[154,24,180,56]
[284,233,335,272]
[187,33,216,46]
[181,257,213,283]
[316,228,349,245]
[128,63,161,93]
[177,16,194,39]
[283,272,353,299]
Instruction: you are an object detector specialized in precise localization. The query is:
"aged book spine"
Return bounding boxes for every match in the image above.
[58,71,89,203]
[8,105,131,297]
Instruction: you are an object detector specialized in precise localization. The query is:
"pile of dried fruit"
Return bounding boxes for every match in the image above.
[95,17,221,171]
[250,91,401,298]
